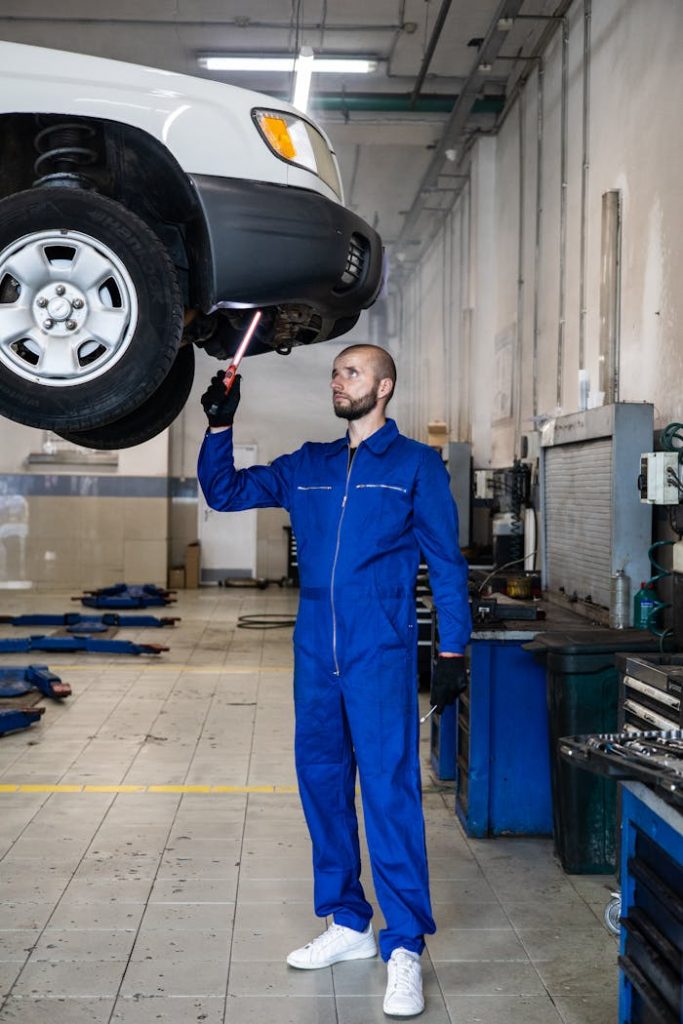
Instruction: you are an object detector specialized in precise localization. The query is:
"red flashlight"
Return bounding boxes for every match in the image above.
[207,309,262,419]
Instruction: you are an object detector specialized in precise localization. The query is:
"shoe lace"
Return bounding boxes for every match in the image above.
[310,923,346,950]
[389,951,420,993]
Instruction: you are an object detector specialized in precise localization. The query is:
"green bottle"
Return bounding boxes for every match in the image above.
[633,581,656,629]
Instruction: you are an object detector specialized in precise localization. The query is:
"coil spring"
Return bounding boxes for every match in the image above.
[646,540,674,649]
[33,121,97,188]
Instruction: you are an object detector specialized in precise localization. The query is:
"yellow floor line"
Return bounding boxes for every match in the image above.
[0,783,299,794]
[0,783,448,796]
[28,664,293,673]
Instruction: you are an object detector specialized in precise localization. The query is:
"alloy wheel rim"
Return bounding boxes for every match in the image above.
[0,228,139,387]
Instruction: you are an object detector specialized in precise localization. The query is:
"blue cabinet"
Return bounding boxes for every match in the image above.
[455,635,553,837]
[619,783,683,1024]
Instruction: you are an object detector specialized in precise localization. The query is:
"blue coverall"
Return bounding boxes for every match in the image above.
[198,417,471,960]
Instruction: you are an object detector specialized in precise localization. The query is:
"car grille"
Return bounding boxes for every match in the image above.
[336,234,367,291]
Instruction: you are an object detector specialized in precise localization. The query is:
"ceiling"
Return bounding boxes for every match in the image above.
[0,1,563,258]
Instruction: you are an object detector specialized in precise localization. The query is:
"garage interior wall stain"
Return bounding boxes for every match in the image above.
[393,0,683,468]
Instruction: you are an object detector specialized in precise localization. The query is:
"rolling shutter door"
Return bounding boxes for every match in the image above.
[545,438,613,608]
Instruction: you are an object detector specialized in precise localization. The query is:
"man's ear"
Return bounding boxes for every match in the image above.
[378,378,393,399]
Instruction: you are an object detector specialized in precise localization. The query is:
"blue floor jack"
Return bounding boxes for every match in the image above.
[0,665,71,699]
[0,706,45,735]
[0,635,168,656]
[0,613,179,632]
[0,666,69,738]
[75,584,176,609]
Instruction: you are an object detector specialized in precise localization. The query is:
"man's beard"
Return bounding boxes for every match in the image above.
[333,385,379,421]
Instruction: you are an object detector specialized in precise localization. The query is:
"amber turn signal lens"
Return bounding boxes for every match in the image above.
[258,115,296,159]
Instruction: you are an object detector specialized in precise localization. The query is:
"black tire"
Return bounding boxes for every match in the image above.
[0,188,183,430]
[57,344,195,450]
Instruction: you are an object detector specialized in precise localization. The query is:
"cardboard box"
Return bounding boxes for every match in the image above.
[168,567,185,590]
[427,420,449,449]
[184,541,200,589]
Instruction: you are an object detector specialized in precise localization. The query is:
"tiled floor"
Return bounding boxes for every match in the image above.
[0,588,618,1023]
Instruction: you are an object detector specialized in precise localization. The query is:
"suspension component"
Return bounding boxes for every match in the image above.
[33,120,98,189]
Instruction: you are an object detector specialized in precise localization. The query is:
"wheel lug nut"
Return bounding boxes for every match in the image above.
[72,298,84,309]
[66,320,77,331]
[43,319,54,330]
[55,285,66,296]
[37,297,48,308]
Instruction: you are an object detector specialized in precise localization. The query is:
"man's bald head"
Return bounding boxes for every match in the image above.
[337,344,397,404]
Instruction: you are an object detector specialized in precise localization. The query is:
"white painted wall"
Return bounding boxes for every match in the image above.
[394,0,683,469]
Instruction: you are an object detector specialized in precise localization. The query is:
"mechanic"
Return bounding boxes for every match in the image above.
[198,344,471,1018]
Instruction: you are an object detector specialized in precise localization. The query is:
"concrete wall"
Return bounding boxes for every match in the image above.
[0,423,169,590]
[394,0,683,467]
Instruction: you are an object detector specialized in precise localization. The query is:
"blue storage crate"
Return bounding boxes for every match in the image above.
[456,635,553,837]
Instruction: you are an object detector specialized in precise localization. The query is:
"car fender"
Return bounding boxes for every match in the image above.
[0,41,341,202]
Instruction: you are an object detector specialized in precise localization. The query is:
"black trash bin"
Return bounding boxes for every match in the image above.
[524,630,661,874]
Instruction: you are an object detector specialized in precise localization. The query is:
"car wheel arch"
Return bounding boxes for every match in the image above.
[0,112,214,309]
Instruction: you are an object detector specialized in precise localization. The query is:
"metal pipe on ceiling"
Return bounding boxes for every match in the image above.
[307,93,504,113]
[556,17,569,409]
[488,0,576,131]
[532,60,544,420]
[0,16,405,30]
[514,88,525,455]
[578,0,592,373]
[397,0,526,247]
[409,0,453,109]
[398,0,578,259]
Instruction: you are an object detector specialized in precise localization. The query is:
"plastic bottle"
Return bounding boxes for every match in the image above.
[633,581,657,630]
[609,570,631,629]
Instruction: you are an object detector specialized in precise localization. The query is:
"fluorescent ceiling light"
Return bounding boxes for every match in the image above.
[292,47,314,113]
[200,56,295,71]
[199,54,377,74]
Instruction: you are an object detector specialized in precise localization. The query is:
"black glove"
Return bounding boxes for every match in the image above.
[430,656,468,714]
[201,371,241,428]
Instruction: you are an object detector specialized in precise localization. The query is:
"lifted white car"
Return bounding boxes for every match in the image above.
[0,42,382,448]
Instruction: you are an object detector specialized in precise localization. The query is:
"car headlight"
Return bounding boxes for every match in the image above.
[252,109,341,199]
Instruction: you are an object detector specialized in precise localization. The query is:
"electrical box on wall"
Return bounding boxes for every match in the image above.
[474,469,494,500]
[520,432,541,465]
[639,452,680,505]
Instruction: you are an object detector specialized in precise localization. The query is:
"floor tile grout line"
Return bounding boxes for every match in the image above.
[103,792,183,1023]
[222,604,265,1022]
[0,591,619,1021]
[0,659,145,788]
[0,790,118,1013]
[432,784,570,1021]
[117,622,217,788]
[51,668,144,788]
[423,945,457,1023]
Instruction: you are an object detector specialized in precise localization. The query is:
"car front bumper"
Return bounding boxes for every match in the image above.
[189,174,383,319]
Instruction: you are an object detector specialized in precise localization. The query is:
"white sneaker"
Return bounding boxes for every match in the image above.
[286,921,377,969]
[383,948,424,1018]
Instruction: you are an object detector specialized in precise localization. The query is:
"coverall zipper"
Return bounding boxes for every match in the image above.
[330,444,357,676]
